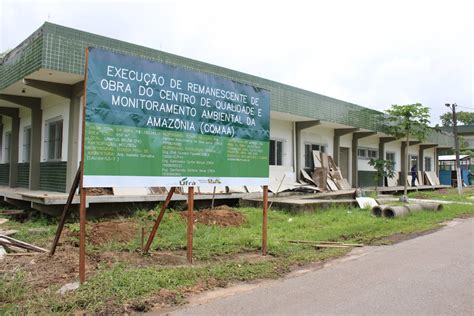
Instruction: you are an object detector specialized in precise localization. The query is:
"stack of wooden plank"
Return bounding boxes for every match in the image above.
[424,171,441,186]
[300,151,351,192]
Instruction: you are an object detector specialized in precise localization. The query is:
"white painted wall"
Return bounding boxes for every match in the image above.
[339,133,353,184]
[41,95,69,162]
[357,136,379,171]
[385,141,402,172]
[19,108,32,163]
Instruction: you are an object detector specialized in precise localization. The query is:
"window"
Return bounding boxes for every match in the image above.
[424,157,432,171]
[304,143,327,168]
[368,149,378,159]
[23,126,31,163]
[4,132,11,163]
[386,152,396,167]
[45,119,63,161]
[358,147,377,159]
[269,139,283,166]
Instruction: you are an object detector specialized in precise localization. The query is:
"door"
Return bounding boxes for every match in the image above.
[339,147,350,180]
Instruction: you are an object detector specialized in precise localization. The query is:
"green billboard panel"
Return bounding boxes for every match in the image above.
[83,48,270,187]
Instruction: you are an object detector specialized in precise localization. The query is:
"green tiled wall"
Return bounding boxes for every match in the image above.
[18,163,30,188]
[0,164,10,185]
[0,22,453,147]
[39,161,67,192]
[358,171,378,187]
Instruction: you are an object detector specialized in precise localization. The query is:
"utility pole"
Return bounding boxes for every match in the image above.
[445,103,462,194]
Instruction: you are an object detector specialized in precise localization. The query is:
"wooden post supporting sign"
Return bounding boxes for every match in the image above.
[187,186,194,263]
[262,185,268,256]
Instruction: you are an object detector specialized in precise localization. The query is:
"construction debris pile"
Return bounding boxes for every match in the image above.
[0,218,47,260]
[300,151,351,192]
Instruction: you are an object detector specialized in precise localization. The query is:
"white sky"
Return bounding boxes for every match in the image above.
[1,0,473,124]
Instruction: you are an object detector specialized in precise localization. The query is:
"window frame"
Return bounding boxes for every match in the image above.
[4,132,11,164]
[44,117,63,162]
[269,139,284,166]
[424,157,432,172]
[23,126,32,163]
[357,147,378,159]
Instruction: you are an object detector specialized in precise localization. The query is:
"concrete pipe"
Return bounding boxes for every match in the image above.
[382,206,410,218]
[419,203,444,211]
[404,204,424,214]
[371,205,389,217]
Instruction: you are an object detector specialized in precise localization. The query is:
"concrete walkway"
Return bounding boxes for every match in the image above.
[166,218,474,315]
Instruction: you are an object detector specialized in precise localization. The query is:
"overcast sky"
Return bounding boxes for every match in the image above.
[1,0,472,125]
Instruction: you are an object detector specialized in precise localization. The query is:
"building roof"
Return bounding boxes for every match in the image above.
[0,22,453,147]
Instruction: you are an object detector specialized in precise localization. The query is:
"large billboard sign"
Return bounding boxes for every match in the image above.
[83,48,270,187]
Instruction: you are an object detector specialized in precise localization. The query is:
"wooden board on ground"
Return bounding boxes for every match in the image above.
[356,197,378,209]
[0,219,9,225]
[245,186,263,193]
[227,186,247,193]
[428,171,441,185]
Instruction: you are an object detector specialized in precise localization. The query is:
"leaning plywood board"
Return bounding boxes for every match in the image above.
[424,172,433,186]
[430,171,441,185]
[311,151,322,168]
[320,152,329,169]
[387,173,399,187]
[327,178,339,191]
[417,171,424,185]
[339,178,352,190]
[301,169,317,186]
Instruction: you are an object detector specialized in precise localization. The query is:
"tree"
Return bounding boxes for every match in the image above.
[368,158,395,193]
[385,103,431,200]
[440,111,474,127]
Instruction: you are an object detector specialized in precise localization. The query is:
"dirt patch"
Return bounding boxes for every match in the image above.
[85,187,113,196]
[180,206,248,227]
[88,221,138,245]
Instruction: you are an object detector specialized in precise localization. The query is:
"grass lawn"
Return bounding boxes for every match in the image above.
[407,186,474,202]
[1,200,473,314]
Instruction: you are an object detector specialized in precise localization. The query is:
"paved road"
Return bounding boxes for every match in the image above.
[168,218,473,315]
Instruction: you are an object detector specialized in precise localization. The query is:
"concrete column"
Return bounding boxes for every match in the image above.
[351,138,358,187]
[333,128,358,167]
[400,142,407,186]
[295,120,320,180]
[0,116,3,162]
[66,94,82,191]
[9,115,19,187]
[351,131,377,188]
[418,146,424,171]
[29,108,42,190]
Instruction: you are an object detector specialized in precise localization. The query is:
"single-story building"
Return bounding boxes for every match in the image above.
[0,22,453,211]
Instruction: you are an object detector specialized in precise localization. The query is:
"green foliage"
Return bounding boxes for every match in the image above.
[368,158,395,188]
[0,272,27,303]
[440,111,474,127]
[385,103,431,141]
[2,201,474,315]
